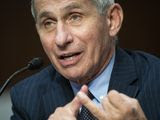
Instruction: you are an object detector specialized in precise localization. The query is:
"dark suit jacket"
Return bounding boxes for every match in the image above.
[10,48,160,120]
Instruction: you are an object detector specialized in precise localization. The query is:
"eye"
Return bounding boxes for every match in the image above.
[68,13,83,25]
[70,14,81,21]
[43,19,56,31]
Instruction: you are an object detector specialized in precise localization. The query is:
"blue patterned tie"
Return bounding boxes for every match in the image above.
[77,91,98,120]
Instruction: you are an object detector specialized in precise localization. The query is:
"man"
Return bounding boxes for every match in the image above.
[10,0,160,119]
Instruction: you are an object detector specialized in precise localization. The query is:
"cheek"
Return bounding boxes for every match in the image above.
[74,26,99,48]
[82,29,103,56]
[40,34,54,53]
[78,33,102,74]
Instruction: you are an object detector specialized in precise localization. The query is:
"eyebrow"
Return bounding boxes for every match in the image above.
[37,2,83,21]
[38,11,53,20]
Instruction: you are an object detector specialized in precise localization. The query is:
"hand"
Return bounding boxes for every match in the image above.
[77,86,147,120]
[48,85,88,120]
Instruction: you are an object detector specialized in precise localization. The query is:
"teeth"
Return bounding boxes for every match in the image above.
[64,56,73,60]
[60,52,81,60]
[68,57,73,60]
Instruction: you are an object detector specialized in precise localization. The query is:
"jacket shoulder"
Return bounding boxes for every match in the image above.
[12,65,56,91]
[10,65,57,120]
[123,49,160,72]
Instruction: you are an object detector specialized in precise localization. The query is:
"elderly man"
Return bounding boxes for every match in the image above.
[10,0,160,120]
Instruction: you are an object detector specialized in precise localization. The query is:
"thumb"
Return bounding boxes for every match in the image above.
[67,85,89,115]
[68,94,82,115]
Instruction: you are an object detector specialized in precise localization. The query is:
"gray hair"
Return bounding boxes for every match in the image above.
[31,0,115,19]
[91,0,115,14]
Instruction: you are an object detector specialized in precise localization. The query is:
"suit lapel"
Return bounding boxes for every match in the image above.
[42,71,74,118]
[108,48,139,98]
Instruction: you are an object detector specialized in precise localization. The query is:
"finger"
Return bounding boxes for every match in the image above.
[68,85,89,114]
[67,95,81,115]
[77,91,106,119]
[108,90,140,114]
[79,85,88,94]
[107,90,125,109]
[102,97,119,114]
[107,90,147,119]
[119,93,145,115]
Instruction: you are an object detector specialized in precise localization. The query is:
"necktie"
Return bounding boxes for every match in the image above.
[77,91,98,120]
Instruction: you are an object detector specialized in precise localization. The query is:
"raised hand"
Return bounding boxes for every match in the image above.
[77,86,147,120]
[48,85,88,120]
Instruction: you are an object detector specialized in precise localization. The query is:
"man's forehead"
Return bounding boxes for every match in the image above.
[35,0,93,8]
[35,0,95,17]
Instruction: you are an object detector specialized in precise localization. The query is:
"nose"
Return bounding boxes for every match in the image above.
[55,22,73,48]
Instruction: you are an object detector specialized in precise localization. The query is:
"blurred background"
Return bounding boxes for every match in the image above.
[0,0,160,119]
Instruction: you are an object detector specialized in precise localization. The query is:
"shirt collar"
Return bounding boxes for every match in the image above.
[88,53,115,102]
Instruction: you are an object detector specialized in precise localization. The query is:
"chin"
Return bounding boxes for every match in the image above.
[65,72,91,84]
[57,62,90,82]
[62,70,84,80]
[63,73,81,81]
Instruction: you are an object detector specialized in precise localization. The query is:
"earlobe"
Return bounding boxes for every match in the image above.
[107,4,123,37]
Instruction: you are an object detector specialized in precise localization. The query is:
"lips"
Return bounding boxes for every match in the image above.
[58,51,83,67]
[59,52,81,59]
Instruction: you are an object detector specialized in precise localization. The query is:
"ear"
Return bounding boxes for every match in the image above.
[106,3,123,37]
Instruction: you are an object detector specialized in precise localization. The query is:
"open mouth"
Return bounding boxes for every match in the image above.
[58,52,83,67]
[59,52,81,60]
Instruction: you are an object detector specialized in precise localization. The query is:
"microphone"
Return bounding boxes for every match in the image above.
[28,57,43,70]
[0,57,43,96]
